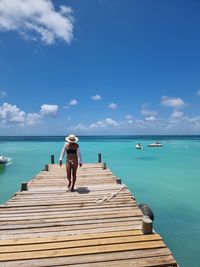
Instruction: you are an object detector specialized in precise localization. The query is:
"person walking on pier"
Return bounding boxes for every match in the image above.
[59,134,83,192]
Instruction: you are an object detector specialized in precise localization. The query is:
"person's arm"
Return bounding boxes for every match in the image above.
[59,144,66,166]
[77,147,83,167]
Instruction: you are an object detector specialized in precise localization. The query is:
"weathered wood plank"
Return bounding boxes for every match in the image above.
[0,234,162,253]
[0,240,166,261]
[0,230,142,245]
[0,248,174,267]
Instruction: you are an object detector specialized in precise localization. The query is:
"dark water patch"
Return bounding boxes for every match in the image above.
[0,165,6,175]
[136,156,158,160]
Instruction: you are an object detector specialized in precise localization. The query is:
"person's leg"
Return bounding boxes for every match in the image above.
[66,163,72,189]
[70,165,78,191]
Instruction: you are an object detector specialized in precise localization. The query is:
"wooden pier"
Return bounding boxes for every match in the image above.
[0,159,178,266]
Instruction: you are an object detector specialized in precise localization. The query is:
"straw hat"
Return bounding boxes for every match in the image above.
[65,134,79,143]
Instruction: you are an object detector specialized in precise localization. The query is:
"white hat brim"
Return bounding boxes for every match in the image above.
[65,136,79,143]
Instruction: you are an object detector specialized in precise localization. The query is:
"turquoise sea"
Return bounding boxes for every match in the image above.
[0,135,200,267]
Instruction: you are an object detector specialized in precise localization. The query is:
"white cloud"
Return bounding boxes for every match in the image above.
[0,102,25,124]
[0,102,60,128]
[0,0,74,45]
[196,90,200,96]
[27,113,42,125]
[141,104,157,116]
[171,110,184,118]
[68,123,87,131]
[68,99,78,106]
[125,115,133,119]
[92,94,102,101]
[0,90,7,98]
[108,103,117,109]
[40,104,58,116]
[161,96,186,108]
[145,116,156,121]
[89,118,119,129]
[89,121,106,128]
[66,112,200,134]
[105,118,118,126]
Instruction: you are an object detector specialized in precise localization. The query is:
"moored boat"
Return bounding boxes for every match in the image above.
[0,156,8,164]
[147,142,163,147]
[135,143,143,149]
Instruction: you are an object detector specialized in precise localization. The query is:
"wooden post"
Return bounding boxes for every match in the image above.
[44,164,49,171]
[102,162,107,169]
[98,153,102,163]
[51,155,55,164]
[21,182,28,191]
[142,215,153,234]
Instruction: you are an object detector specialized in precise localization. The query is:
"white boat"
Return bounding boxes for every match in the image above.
[135,143,143,149]
[147,142,163,147]
[0,156,8,164]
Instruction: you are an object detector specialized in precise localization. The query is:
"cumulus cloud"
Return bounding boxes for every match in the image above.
[108,103,117,109]
[67,112,200,134]
[125,115,133,119]
[68,99,78,106]
[141,104,157,116]
[89,118,119,129]
[171,110,184,118]
[0,102,60,128]
[68,118,121,133]
[0,0,74,45]
[68,123,87,131]
[0,90,7,98]
[40,104,58,116]
[26,113,42,125]
[145,116,156,121]
[105,118,119,126]
[0,102,26,124]
[92,94,102,101]
[161,96,186,108]
[89,121,106,128]
[196,90,200,96]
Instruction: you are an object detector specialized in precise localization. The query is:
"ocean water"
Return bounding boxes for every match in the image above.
[0,135,200,267]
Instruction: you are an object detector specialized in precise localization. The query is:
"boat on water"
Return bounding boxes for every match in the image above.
[147,142,163,147]
[135,143,143,149]
[0,156,8,164]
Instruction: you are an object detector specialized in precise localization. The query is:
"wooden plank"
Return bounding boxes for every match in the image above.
[0,211,141,222]
[0,248,173,267]
[0,234,162,253]
[0,206,135,214]
[0,208,139,218]
[0,230,142,245]
[0,225,141,239]
[51,255,177,267]
[0,240,166,261]
[0,220,142,235]
[0,218,142,230]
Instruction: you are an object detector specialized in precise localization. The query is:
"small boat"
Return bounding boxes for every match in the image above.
[0,156,8,164]
[147,142,163,147]
[136,143,143,149]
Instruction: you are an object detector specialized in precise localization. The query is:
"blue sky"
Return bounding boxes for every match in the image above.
[1,0,200,135]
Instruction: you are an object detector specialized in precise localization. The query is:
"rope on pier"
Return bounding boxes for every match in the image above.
[95,184,127,203]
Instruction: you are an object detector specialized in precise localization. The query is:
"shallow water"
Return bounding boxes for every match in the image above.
[0,136,200,266]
